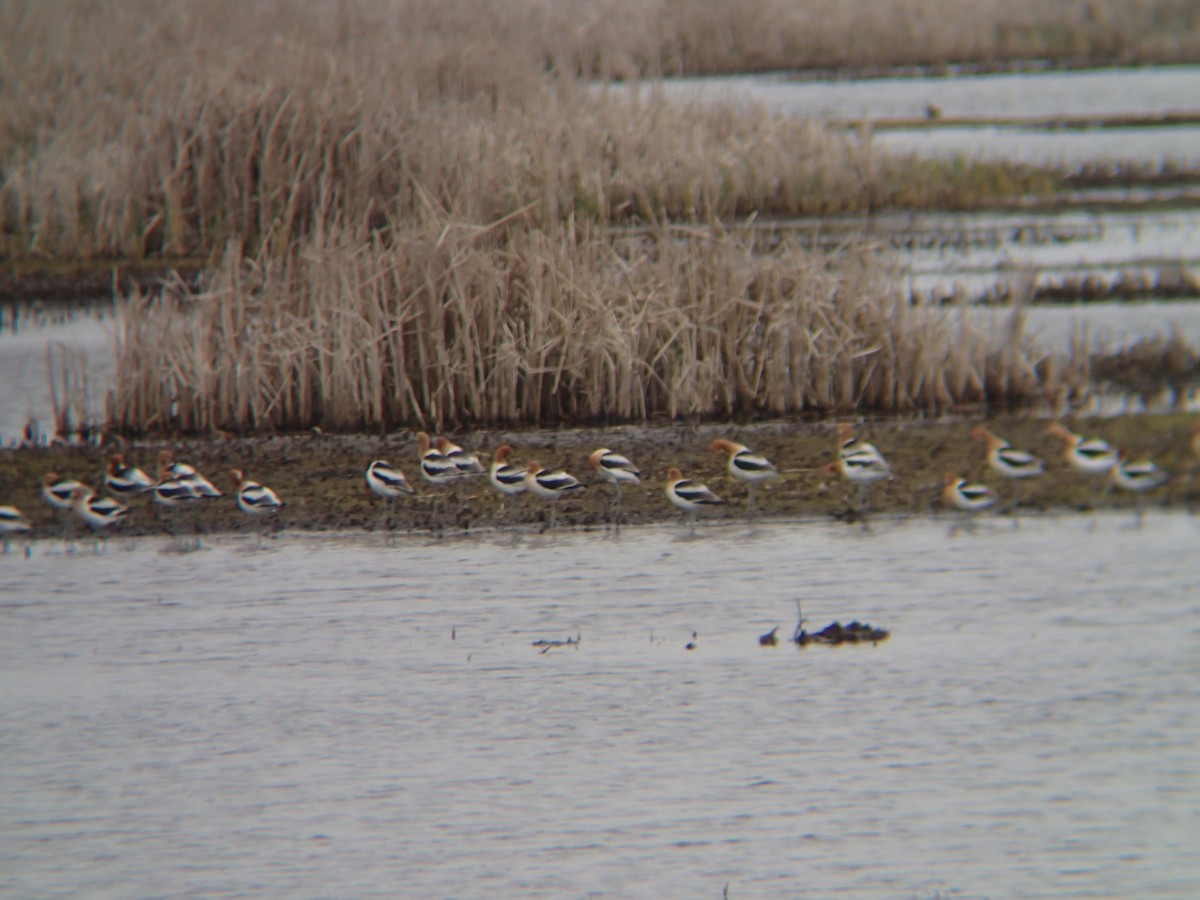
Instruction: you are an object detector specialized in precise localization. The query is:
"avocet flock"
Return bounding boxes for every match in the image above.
[2,420,1196,551]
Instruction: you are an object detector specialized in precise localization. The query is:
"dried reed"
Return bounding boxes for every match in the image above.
[107,218,1074,433]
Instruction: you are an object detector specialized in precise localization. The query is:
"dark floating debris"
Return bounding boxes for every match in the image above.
[531,634,581,654]
[685,630,698,651]
[759,626,780,646]
[791,600,888,647]
[794,620,889,647]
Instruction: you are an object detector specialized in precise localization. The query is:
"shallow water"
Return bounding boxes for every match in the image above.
[2,514,1198,897]
[632,65,1200,167]
[0,306,114,444]
[646,66,1200,122]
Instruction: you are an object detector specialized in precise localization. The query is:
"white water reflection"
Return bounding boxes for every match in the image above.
[2,515,1197,897]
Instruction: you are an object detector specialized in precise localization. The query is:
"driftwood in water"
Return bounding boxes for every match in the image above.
[794,620,890,646]
[791,600,889,646]
[532,634,581,654]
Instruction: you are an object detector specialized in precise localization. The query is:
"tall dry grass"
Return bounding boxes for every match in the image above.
[0,73,1053,262]
[0,0,1178,261]
[2,0,1177,430]
[107,218,1072,432]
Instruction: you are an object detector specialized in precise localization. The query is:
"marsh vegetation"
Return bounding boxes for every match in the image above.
[2,1,1199,433]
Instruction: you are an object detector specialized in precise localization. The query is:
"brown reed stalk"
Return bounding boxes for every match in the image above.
[104,216,1085,433]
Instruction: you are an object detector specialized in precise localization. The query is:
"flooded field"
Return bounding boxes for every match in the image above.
[640,65,1200,165]
[649,66,1200,123]
[2,514,1198,897]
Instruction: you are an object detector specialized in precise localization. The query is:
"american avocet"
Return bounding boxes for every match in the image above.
[836,422,888,466]
[588,448,640,513]
[153,459,204,547]
[942,474,996,512]
[414,432,460,523]
[829,451,892,520]
[665,466,724,534]
[1111,452,1168,525]
[524,461,586,530]
[489,445,527,517]
[970,425,1044,514]
[970,427,1044,480]
[708,438,778,517]
[158,450,222,497]
[1046,423,1117,474]
[1047,423,1118,508]
[436,436,486,477]
[42,471,87,538]
[437,435,486,510]
[0,505,32,553]
[366,459,415,531]
[105,453,156,497]
[42,471,86,509]
[69,486,129,550]
[230,468,283,545]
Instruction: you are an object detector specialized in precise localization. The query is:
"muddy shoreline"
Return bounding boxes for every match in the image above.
[4,414,1196,541]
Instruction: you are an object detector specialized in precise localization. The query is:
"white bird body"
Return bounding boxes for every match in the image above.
[942,476,996,512]
[70,487,130,530]
[837,450,892,485]
[0,505,32,535]
[42,472,86,509]
[589,448,641,487]
[105,454,157,495]
[1111,456,1167,493]
[1047,424,1117,474]
[415,432,460,487]
[158,450,222,497]
[709,438,778,484]
[524,462,586,501]
[971,427,1044,480]
[665,468,724,514]
[436,436,486,477]
[489,445,527,497]
[230,469,283,516]
[366,460,416,500]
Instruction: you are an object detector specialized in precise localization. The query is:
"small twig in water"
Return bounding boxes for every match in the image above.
[531,633,581,654]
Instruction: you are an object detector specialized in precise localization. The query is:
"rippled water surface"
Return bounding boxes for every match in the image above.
[3,514,1197,898]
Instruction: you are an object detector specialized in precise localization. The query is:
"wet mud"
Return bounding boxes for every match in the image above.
[3,414,1197,540]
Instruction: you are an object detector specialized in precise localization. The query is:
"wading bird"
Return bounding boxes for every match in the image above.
[154,460,204,549]
[588,448,641,514]
[69,486,129,551]
[488,445,527,517]
[1110,452,1168,525]
[230,468,283,545]
[42,471,87,539]
[665,466,724,534]
[0,505,32,554]
[942,474,996,513]
[158,450,222,497]
[105,453,157,497]
[524,461,586,531]
[366,460,415,532]
[415,432,460,523]
[970,426,1044,513]
[708,438,778,518]
[1046,423,1118,508]
[836,422,889,467]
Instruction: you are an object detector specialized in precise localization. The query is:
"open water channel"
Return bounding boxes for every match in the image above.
[2,514,1198,897]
